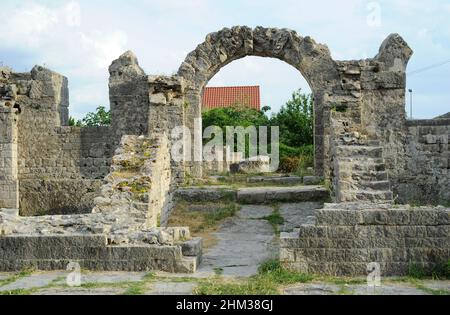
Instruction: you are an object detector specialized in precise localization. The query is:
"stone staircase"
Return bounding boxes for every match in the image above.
[333,136,393,203]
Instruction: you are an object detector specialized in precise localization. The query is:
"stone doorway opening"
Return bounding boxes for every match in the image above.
[177,26,339,180]
[199,55,314,180]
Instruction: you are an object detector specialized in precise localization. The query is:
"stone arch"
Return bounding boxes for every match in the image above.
[178,26,340,177]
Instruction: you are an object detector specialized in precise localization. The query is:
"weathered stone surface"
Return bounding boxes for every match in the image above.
[281,203,450,276]
[280,202,322,232]
[238,205,274,220]
[237,186,329,204]
[247,175,303,185]
[283,283,430,296]
[198,214,276,277]
[233,156,271,174]
[147,282,197,295]
[1,26,449,276]
[175,187,236,202]
[0,272,65,291]
[303,176,324,186]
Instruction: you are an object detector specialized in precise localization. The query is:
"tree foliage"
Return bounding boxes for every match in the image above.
[69,106,111,127]
[270,89,313,147]
[202,104,270,131]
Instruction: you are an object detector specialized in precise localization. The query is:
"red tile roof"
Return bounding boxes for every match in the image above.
[202,86,261,111]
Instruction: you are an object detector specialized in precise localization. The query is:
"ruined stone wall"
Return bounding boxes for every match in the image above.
[109,51,150,141]
[393,119,450,205]
[0,107,19,209]
[281,203,449,276]
[2,66,115,215]
[148,75,185,184]
[178,26,341,179]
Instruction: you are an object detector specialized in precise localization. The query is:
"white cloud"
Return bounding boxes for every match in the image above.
[0,0,448,118]
[64,1,82,27]
[1,3,59,47]
[80,30,128,69]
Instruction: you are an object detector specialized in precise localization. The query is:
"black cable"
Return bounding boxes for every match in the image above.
[408,58,450,76]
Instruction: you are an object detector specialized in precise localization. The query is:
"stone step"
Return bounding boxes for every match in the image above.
[359,180,391,191]
[335,145,383,159]
[352,171,389,181]
[336,157,384,164]
[336,139,382,147]
[175,187,237,202]
[237,186,330,204]
[247,176,303,185]
[335,179,390,192]
[339,189,393,203]
[338,170,389,181]
[353,162,386,172]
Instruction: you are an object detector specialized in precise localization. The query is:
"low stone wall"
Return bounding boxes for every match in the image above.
[394,119,450,205]
[175,186,330,204]
[19,179,102,216]
[0,235,199,273]
[281,203,449,276]
[0,132,202,273]
[17,126,114,216]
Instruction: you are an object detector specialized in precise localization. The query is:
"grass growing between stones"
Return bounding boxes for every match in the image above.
[168,201,241,248]
[0,269,33,288]
[407,260,450,280]
[194,260,314,295]
[262,205,284,234]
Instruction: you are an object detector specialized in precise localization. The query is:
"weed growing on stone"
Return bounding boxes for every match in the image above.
[262,206,284,234]
[195,260,314,295]
[168,201,241,248]
[407,260,450,280]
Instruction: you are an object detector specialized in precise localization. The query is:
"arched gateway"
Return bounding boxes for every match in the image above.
[177,26,339,178]
[3,25,450,277]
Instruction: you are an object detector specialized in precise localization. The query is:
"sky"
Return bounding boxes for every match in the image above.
[0,0,449,119]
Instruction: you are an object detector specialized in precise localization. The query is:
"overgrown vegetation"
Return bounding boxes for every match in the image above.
[69,106,111,127]
[168,201,241,248]
[407,260,450,280]
[202,89,314,175]
[262,205,284,234]
[195,260,314,295]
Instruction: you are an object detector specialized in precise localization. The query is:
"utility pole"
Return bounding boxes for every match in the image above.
[408,89,413,119]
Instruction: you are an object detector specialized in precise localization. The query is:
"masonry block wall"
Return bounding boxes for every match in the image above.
[2,66,115,216]
[0,106,19,209]
[394,119,450,205]
[109,51,150,141]
[281,203,450,276]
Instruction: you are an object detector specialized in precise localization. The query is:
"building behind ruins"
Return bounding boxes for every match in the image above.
[0,26,449,275]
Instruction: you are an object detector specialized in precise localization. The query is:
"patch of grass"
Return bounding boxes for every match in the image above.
[168,201,240,248]
[322,277,367,286]
[262,206,284,234]
[407,261,450,280]
[195,260,314,295]
[203,204,239,229]
[195,278,278,295]
[213,268,224,276]
[0,288,36,295]
[0,268,34,288]
[417,286,450,296]
[123,283,146,295]
[257,260,314,285]
[337,286,354,295]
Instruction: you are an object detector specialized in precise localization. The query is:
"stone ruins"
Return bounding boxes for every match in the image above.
[0,26,449,275]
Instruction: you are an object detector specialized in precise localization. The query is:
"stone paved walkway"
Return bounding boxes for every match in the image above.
[0,270,448,295]
[0,203,448,295]
[197,205,277,277]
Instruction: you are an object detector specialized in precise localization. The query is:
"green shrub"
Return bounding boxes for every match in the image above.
[408,261,450,280]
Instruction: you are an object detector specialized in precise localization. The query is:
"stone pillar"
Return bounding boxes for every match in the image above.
[109,51,149,143]
[0,105,19,209]
[30,66,69,127]
[148,75,186,184]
